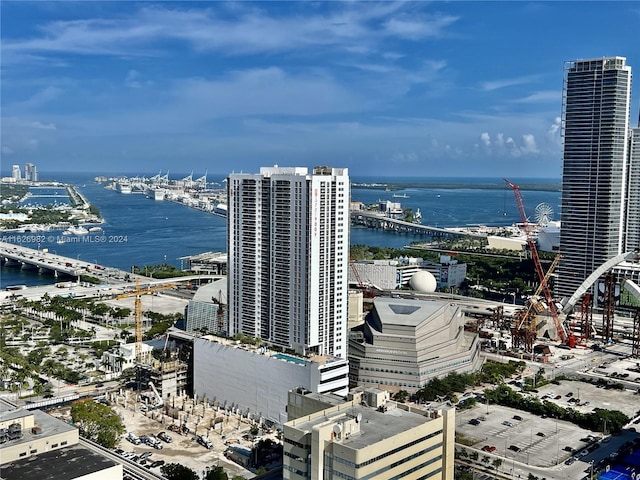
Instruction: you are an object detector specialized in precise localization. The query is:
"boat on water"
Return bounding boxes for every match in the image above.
[88,226,103,233]
[5,285,27,291]
[393,193,409,198]
[63,225,89,236]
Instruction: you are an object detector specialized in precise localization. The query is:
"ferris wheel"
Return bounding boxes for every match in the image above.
[534,202,554,226]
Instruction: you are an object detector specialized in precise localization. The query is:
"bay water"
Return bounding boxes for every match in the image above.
[1,173,560,289]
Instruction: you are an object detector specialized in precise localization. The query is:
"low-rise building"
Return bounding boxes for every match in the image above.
[193,336,349,426]
[0,401,122,479]
[349,256,467,291]
[349,297,481,393]
[283,387,455,480]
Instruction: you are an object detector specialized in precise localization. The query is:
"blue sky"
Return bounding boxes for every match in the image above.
[2,1,639,178]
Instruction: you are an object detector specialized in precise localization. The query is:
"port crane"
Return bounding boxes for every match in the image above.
[116,279,176,361]
[504,179,569,345]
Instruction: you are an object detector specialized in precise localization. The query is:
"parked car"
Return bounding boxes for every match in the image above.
[512,415,523,421]
[158,431,173,443]
[468,419,481,426]
[536,432,546,437]
[508,445,521,452]
[482,445,497,452]
[150,460,165,468]
[197,435,213,449]
[140,452,152,459]
[502,421,513,427]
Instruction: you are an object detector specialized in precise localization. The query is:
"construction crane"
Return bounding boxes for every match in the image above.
[504,179,568,344]
[116,278,176,362]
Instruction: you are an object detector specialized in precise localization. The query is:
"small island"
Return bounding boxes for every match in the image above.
[0,180,102,232]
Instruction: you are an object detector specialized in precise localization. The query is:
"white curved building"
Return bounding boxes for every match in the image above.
[349,297,481,393]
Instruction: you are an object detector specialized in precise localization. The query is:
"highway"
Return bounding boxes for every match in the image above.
[0,241,222,305]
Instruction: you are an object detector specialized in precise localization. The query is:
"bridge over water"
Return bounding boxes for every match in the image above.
[350,211,486,239]
[0,241,221,289]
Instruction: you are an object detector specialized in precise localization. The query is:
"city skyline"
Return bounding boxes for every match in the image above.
[2,2,639,177]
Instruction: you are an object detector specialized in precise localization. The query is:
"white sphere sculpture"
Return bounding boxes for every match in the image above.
[409,270,437,293]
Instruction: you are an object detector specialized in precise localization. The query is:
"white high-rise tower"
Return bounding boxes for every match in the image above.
[227,166,350,358]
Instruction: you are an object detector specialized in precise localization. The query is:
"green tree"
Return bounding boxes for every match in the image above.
[393,390,409,403]
[205,466,228,480]
[160,463,199,480]
[71,400,125,448]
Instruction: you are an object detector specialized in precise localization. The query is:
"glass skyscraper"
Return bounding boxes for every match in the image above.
[556,57,633,299]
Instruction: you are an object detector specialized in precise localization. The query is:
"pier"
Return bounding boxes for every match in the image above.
[350,211,486,239]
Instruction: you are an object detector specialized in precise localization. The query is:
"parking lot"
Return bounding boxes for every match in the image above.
[457,403,590,468]
[533,377,640,419]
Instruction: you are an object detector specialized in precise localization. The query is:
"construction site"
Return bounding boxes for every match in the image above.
[464,180,640,364]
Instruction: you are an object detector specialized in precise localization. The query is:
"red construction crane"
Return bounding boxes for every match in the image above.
[504,179,569,344]
[350,260,378,298]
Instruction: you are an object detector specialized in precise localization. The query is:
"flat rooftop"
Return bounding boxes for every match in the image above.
[0,408,77,450]
[290,402,439,450]
[0,444,119,480]
[197,333,346,367]
[374,296,450,327]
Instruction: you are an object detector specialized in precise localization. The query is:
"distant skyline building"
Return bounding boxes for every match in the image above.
[556,56,634,299]
[227,166,350,358]
[11,165,21,180]
[24,162,37,182]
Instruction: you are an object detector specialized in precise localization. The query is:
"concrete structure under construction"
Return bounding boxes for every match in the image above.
[349,297,481,393]
[0,401,122,479]
[193,336,349,426]
[283,387,455,480]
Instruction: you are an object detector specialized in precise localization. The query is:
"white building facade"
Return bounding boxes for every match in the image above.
[227,166,350,358]
[193,338,349,426]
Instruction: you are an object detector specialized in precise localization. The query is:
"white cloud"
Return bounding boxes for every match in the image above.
[390,151,419,164]
[513,90,560,103]
[30,121,56,130]
[125,70,141,88]
[546,116,562,144]
[383,13,460,40]
[2,145,15,155]
[16,86,63,110]
[521,133,538,154]
[480,132,491,147]
[4,4,460,59]
[480,75,540,92]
